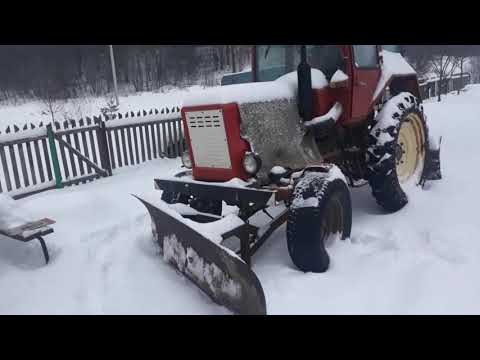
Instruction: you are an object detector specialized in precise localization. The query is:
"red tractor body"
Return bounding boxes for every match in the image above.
[182,45,421,184]
[136,45,440,316]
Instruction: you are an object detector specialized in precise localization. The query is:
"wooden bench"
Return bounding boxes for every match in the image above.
[0,218,56,264]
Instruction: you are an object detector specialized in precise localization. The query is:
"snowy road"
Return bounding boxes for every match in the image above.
[1,87,479,314]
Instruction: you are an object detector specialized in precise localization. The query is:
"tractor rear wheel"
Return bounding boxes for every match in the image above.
[286,169,352,273]
[367,92,428,212]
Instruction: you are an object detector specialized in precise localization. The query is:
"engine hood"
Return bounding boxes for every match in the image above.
[238,98,322,183]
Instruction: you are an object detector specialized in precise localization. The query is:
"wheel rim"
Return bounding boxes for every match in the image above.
[320,194,344,247]
[396,113,425,184]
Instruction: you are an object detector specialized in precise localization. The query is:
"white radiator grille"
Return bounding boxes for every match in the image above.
[185,109,232,169]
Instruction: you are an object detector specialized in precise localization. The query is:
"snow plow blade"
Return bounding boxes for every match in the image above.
[134,195,267,315]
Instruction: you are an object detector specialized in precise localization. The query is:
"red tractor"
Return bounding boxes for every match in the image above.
[135,45,441,315]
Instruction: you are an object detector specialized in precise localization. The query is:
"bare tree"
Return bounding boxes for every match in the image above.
[430,55,460,102]
[42,97,63,124]
[38,79,64,124]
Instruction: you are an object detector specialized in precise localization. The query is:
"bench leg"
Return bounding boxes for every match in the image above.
[37,236,50,264]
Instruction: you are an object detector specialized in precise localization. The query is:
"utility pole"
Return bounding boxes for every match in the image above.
[109,45,119,106]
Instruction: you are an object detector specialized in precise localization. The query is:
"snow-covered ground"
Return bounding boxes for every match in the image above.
[1,85,479,314]
[0,86,205,130]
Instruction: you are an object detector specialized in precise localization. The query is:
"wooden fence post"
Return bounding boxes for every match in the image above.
[97,121,113,176]
[46,124,63,188]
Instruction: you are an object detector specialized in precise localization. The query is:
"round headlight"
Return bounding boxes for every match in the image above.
[242,152,261,175]
[181,150,192,169]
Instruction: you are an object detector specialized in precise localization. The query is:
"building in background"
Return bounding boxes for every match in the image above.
[419,72,471,100]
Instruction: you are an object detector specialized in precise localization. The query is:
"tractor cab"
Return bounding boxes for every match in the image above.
[222,45,386,126]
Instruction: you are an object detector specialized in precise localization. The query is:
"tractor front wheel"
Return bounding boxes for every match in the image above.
[286,169,352,273]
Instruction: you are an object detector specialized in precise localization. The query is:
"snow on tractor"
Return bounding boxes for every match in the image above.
[135,45,442,315]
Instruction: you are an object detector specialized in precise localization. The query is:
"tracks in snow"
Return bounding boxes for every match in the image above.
[76,213,148,314]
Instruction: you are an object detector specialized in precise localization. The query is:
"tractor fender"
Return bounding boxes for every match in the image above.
[372,74,421,107]
[372,50,420,106]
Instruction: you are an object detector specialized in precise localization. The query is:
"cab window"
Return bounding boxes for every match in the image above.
[306,45,346,81]
[353,45,378,68]
[255,45,300,82]
[382,45,402,53]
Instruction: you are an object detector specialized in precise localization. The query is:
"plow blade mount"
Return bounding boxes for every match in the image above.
[135,196,267,315]
[422,136,442,185]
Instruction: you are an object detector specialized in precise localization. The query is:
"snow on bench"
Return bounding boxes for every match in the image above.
[0,194,55,264]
